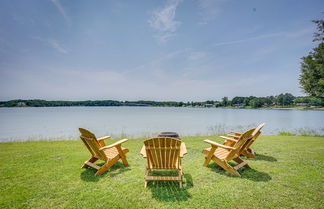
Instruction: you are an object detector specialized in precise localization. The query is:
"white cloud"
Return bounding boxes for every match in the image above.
[51,0,71,25]
[213,33,282,47]
[213,28,313,47]
[33,36,69,54]
[47,39,68,54]
[154,33,176,43]
[198,0,224,24]
[188,51,207,61]
[148,0,183,42]
[125,49,210,83]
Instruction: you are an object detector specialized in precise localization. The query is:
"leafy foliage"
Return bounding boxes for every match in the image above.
[312,19,324,42]
[300,43,324,97]
[299,20,324,97]
[275,93,295,106]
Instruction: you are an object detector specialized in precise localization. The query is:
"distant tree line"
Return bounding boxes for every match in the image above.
[0,93,323,108]
[0,99,184,107]
[222,93,323,108]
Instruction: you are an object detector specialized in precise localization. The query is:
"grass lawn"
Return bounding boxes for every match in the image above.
[0,136,323,209]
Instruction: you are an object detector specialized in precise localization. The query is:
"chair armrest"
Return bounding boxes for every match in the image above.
[220,136,238,142]
[229,131,242,135]
[227,134,240,138]
[140,145,146,157]
[97,136,111,141]
[99,139,128,150]
[180,142,187,158]
[204,139,236,150]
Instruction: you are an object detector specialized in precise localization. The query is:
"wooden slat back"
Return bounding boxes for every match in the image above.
[226,128,255,160]
[241,123,265,153]
[144,137,181,169]
[251,123,265,141]
[79,128,107,160]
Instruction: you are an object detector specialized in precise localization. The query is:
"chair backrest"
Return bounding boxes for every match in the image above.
[226,128,255,160]
[144,137,182,170]
[241,123,265,153]
[251,123,265,140]
[79,128,107,160]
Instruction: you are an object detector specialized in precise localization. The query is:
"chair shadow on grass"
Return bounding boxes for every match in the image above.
[148,172,193,202]
[248,153,277,162]
[80,161,131,182]
[207,163,272,182]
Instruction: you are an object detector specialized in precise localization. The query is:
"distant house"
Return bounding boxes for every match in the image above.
[17,102,26,106]
[295,103,308,106]
[233,104,244,108]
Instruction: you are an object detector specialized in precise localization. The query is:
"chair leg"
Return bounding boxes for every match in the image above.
[179,169,183,188]
[203,157,210,167]
[203,147,216,166]
[223,162,241,176]
[233,157,250,168]
[116,146,129,166]
[81,157,98,168]
[144,168,150,188]
[212,157,241,177]
[120,156,129,166]
[144,181,148,188]
[95,156,120,176]
[242,149,256,158]
[248,148,256,158]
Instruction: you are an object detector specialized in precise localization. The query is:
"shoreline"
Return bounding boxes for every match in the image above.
[1,105,323,110]
[1,133,324,143]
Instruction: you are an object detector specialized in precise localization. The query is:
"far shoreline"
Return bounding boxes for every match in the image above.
[1,105,323,110]
[1,134,324,143]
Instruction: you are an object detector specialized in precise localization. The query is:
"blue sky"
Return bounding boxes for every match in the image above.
[0,0,323,101]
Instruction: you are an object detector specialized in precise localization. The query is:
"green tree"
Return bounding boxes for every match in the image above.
[221,97,229,106]
[299,19,324,97]
[249,98,263,108]
[275,93,295,106]
[309,97,324,106]
[232,97,245,105]
[264,96,274,106]
[313,19,324,42]
[243,96,255,106]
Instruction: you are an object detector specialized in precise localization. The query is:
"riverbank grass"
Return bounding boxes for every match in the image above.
[1,136,323,208]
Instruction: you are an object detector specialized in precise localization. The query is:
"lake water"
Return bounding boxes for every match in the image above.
[0,107,323,142]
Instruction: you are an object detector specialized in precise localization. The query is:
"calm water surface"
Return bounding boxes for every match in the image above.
[0,107,323,141]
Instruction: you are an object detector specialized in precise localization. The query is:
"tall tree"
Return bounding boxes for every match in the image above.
[222,97,229,106]
[276,93,295,106]
[299,19,324,97]
[312,19,324,42]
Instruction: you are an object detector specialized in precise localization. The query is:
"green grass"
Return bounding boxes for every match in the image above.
[0,136,323,209]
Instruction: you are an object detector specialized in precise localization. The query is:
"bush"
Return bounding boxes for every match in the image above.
[278,132,296,136]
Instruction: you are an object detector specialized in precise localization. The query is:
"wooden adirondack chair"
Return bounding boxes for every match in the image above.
[202,128,255,176]
[79,128,129,176]
[221,123,265,158]
[143,137,184,188]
